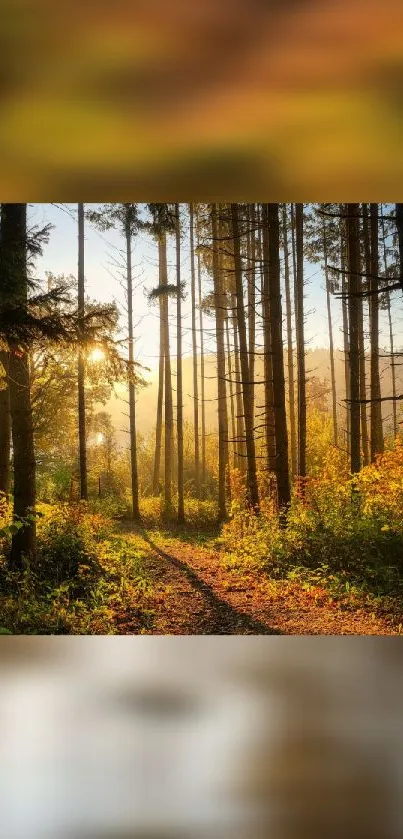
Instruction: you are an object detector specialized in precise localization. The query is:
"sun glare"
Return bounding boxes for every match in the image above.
[90,347,105,363]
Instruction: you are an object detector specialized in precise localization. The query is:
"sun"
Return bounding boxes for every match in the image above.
[90,347,105,363]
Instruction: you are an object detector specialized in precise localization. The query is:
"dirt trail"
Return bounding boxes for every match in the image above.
[116,525,398,635]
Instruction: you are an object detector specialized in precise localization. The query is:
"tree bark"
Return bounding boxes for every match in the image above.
[231,203,259,510]
[225,314,237,470]
[125,208,140,520]
[176,204,185,523]
[196,229,206,489]
[152,239,164,495]
[211,204,228,521]
[261,204,276,474]
[369,203,384,460]
[0,351,11,497]
[77,202,88,500]
[381,210,397,438]
[294,203,306,480]
[189,203,200,498]
[346,203,361,474]
[282,204,297,475]
[323,223,338,447]
[1,204,36,567]
[161,228,173,514]
[266,203,290,510]
[340,228,350,455]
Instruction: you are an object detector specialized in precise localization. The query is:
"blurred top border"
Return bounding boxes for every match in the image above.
[1,0,403,201]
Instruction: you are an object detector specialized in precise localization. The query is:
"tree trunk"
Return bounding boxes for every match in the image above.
[189,203,200,498]
[248,203,256,421]
[323,223,338,447]
[346,203,361,474]
[161,229,173,514]
[176,204,185,523]
[396,203,403,286]
[125,209,140,520]
[1,204,36,568]
[381,210,397,438]
[196,231,206,489]
[231,288,245,472]
[282,204,297,475]
[152,240,164,495]
[0,351,11,497]
[77,202,88,500]
[340,229,350,455]
[261,204,276,474]
[369,203,384,460]
[211,204,228,521]
[266,203,290,510]
[294,203,306,480]
[226,314,237,469]
[231,203,259,510]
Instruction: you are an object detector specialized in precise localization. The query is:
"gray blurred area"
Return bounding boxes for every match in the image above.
[0,638,402,839]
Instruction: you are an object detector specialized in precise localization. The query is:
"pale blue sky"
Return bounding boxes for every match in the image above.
[28,203,401,384]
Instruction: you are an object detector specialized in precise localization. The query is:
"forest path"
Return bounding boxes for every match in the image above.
[114,524,398,635]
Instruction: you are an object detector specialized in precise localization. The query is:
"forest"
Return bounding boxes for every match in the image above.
[1,202,403,635]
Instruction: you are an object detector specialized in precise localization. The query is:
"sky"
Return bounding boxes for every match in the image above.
[28,203,402,388]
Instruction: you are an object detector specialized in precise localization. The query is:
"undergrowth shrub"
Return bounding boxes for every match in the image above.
[221,446,403,613]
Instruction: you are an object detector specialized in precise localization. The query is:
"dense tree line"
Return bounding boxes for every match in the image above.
[0,203,402,570]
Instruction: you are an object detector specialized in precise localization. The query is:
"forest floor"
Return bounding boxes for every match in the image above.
[114,523,400,635]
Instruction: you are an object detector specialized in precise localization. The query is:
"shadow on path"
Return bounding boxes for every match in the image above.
[138,526,281,635]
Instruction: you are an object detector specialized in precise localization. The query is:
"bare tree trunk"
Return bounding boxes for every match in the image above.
[212,204,228,521]
[294,203,306,480]
[161,229,173,513]
[152,250,164,495]
[369,203,384,459]
[340,229,350,455]
[77,202,88,500]
[323,224,338,447]
[346,203,361,474]
[282,204,297,475]
[266,203,290,510]
[248,203,256,421]
[196,231,206,488]
[125,209,140,520]
[189,203,200,498]
[381,210,397,438]
[396,203,403,285]
[1,204,36,568]
[176,204,185,523]
[226,314,237,469]
[0,351,10,497]
[261,204,276,474]
[231,203,259,510]
[231,289,245,472]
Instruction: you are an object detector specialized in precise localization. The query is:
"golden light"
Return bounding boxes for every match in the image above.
[96,432,104,445]
[90,347,105,363]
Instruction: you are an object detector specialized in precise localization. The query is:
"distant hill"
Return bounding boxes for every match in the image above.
[104,348,403,447]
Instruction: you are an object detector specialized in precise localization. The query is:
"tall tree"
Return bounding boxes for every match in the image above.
[125,205,140,520]
[340,225,351,455]
[176,204,185,524]
[261,204,276,474]
[248,203,256,422]
[196,226,206,488]
[294,203,306,480]
[282,204,297,476]
[323,221,338,447]
[1,204,36,567]
[160,224,174,514]
[0,350,10,498]
[189,204,200,498]
[231,203,259,510]
[77,203,88,500]
[152,243,164,495]
[381,210,397,438]
[211,204,228,521]
[369,203,384,460]
[346,203,361,474]
[266,204,290,509]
